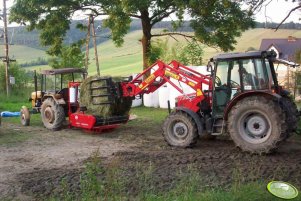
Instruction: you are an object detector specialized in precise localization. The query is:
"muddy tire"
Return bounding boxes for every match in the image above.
[20,106,30,126]
[41,98,65,130]
[280,96,299,139]
[228,96,285,154]
[162,111,198,147]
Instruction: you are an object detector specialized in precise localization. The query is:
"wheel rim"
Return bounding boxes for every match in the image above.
[238,110,271,144]
[172,121,188,139]
[44,107,55,124]
[21,113,26,122]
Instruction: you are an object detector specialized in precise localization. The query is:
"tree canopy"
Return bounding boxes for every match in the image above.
[10,0,256,70]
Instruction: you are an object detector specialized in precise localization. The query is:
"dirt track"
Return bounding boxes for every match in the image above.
[0,120,301,200]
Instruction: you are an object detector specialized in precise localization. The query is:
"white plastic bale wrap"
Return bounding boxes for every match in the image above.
[158,85,170,108]
[143,90,159,108]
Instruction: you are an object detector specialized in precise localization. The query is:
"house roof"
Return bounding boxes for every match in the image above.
[259,37,301,61]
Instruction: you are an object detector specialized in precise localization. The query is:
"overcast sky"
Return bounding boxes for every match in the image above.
[254,0,300,23]
[1,0,301,26]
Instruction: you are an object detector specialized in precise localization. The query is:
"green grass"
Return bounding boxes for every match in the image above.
[0,90,43,127]
[48,151,301,201]
[0,45,48,64]
[0,127,33,146]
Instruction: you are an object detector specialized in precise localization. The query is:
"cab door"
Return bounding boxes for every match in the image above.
[212,60,242,117]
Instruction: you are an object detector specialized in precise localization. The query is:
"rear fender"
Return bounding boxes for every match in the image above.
[224,91,281,120]
[42,95,66,105]
[175,107,204,136]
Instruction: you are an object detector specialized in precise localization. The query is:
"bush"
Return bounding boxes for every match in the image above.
[0,63,32,95]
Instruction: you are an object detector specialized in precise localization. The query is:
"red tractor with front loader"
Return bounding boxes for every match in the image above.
[22,50,299,154]
[120,50,299,154]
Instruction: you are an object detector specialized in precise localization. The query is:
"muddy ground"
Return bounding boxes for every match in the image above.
[0,117,301,200]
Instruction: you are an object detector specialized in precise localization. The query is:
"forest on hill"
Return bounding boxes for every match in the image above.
[2,20,301,50]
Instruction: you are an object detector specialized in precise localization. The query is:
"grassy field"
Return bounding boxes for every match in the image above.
[21,28,301,76]
[87,28,301,76]
[0,45,47,64]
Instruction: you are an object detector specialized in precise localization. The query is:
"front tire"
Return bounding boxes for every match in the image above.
[162,111,198,147]
[41,98,65,130]
[20,106,30,126]
[228,96,284,154]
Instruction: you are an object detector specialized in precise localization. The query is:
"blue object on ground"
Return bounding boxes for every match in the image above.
[1,111,21,117]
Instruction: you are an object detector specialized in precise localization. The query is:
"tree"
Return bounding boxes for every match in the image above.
[149,38,204,66]
[10,0,255,71]
[48,43,85,69]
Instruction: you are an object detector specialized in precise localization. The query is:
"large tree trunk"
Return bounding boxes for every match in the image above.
[140,10,152,72]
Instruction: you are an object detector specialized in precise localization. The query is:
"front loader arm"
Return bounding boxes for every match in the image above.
[121,60,212,111]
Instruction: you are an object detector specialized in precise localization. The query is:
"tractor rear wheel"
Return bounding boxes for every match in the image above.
[41,98,65,130]
[162,111,198,147]
[280,96,299,139]
[228,96,284,154]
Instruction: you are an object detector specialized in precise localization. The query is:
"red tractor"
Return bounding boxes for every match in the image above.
[119,50,299,154]
[23,50,300,154]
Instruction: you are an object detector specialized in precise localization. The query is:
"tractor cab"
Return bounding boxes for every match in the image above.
[21,68,87,126]
[211,51,278,118]
[30,68,87,111]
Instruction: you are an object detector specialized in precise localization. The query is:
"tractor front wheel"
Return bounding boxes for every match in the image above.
[41,98,65,130]
[162,111,198,147]
[20,106,30,126]
[228,96,284,154]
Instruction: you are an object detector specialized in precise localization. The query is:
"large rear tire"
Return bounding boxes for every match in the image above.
[41,98,65,130]
[280,96,299,139]
[162,111,198,147]
[228,96,285,154]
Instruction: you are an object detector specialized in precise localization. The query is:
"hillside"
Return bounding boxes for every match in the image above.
[16,28,301,76]
[86,28,301,76]
[0,45,47,64]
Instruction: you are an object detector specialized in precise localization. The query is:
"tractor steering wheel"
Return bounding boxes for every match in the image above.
[230,80,240,88]
[215,76,222,86]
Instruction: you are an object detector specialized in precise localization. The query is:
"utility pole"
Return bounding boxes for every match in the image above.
[3,0,9,96]
[85,16,91,71]
[91,16,100,76]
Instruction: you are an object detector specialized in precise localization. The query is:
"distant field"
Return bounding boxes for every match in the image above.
[9,28,301,76]
[0,45,47,64]
[25,65,50,72]
[88,28,301,76]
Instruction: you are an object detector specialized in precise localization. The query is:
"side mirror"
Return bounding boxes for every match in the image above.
[207,58,214,73]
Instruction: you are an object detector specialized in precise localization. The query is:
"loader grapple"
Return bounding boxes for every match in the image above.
[69,113,128,132]
[68,79,129,133]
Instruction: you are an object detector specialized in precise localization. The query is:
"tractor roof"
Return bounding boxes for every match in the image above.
[41,68,86,75]
[213,50,277,61]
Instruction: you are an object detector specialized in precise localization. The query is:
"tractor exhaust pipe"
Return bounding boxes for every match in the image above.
[34,70,38,99]
[167,100,171,114]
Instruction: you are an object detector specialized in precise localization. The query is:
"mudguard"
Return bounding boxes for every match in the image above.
[175,107,204,136]
[224,91,282,120]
